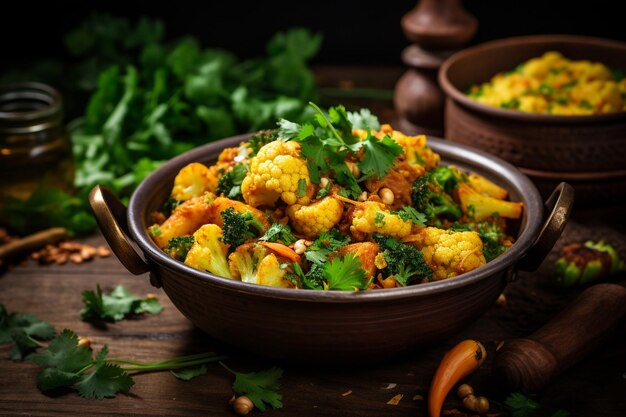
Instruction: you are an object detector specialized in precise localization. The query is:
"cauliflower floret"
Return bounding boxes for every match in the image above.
[406,227,486,280]
[286,197,344,238]
[171,163,217,201]
[241,140,311,207]
[350,201,411,238]
[228,243,292,287]
[184,224,232,278]
[150,193,214,248]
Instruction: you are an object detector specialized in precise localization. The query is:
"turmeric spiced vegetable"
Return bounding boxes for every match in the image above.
[148,104,522,291]
[428,339,487,417]
[467,51,626,115]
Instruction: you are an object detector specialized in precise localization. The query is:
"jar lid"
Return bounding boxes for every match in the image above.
[0,82,64,134]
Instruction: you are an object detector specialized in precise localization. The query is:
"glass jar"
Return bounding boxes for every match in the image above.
[0,82,74,223]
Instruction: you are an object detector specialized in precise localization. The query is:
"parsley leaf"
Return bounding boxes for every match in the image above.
[80,284,163,322]
[221,363,283,412]
[357,132,403,179]
[323,253,370,291]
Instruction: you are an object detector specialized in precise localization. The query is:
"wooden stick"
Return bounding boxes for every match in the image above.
[0,227,67,263]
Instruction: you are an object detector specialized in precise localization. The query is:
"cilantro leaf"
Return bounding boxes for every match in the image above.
[37,367,83,391]
[358,133,403,179]
[259,223,297,245]
[277,119,302,139]
[80,284,163,322]
[222,363,283,412]
[0,304,56,360]
[31,329,93,373]
[394,206,427,227]
[170,365,208,381]
[323,253,369,291]
[77,345,134,399]
[505,392,541,417]
[347,108,380,130]
[304,229,350,265]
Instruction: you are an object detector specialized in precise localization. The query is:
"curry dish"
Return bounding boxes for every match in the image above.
[148,105,522,291]
[466,51,626,115]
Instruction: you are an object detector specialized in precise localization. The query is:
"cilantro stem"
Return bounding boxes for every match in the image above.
[122,356,227,374]
[107,351,224,367]
[26,334,48,348]
[308,102,345,145]
[219,361,236,375]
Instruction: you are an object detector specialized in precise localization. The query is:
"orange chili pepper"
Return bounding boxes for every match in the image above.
[428,339,486,417]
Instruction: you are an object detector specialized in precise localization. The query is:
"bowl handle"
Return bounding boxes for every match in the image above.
[518,182,575,272]
[88,185,150,275]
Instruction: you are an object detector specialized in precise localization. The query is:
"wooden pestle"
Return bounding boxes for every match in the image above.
[492,282,626,393]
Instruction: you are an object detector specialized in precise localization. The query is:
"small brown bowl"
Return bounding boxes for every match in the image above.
[90,134,573,362]
[438,35,626,211]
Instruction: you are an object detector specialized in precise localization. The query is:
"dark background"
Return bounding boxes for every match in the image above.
[1,0,624,69]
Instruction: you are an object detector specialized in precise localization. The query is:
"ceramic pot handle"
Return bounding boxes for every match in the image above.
[518,182,575,272]
[89,185,149,275]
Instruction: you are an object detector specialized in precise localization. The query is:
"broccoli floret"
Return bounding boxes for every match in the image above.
[163,236,194,261]
[431,166,467,194]
[373,234,432,285]
[303,262,325,290]
[221,207,265,249]
[247,129,279,157]
[161,197,182,217]
[216,163,248,201]
[412,172,462,222]
[259,223,297,245]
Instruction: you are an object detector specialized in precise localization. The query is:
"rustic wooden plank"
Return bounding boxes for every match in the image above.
[1,220,625,417]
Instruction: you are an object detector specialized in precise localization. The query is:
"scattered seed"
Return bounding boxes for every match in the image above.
[413,394,424,401]
[69,253,84,264]
[386,394,403,405]
[496,293,507,307]
[341,390,352,397]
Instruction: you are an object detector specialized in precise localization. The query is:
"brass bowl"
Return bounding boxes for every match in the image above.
[438,35,626,212]
[90,134,573,362]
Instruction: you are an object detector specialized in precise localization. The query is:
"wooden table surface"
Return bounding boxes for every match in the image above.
[1,67,626,417]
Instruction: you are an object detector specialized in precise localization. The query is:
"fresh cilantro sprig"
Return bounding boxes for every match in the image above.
[303,229,350,265]
[221,362,283,412]
[81,284,163,322]
[280,103,402,198]
[259,223,297,245]
[323,253,370,291]
[31,329,227,398]
[505,392,570,417]
[393,206,427,227]
[0,304,56,360]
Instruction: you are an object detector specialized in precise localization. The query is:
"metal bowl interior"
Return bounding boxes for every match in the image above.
[125,135,543,361]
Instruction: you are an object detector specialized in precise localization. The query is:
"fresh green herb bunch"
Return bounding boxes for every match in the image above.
[1,14,322,236]
[555,240,625,287]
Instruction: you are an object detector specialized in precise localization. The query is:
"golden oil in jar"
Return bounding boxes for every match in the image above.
[0,82,74,224]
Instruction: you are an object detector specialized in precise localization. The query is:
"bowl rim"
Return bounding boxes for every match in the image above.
[439,34,626,124]
[127,134,544,303]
